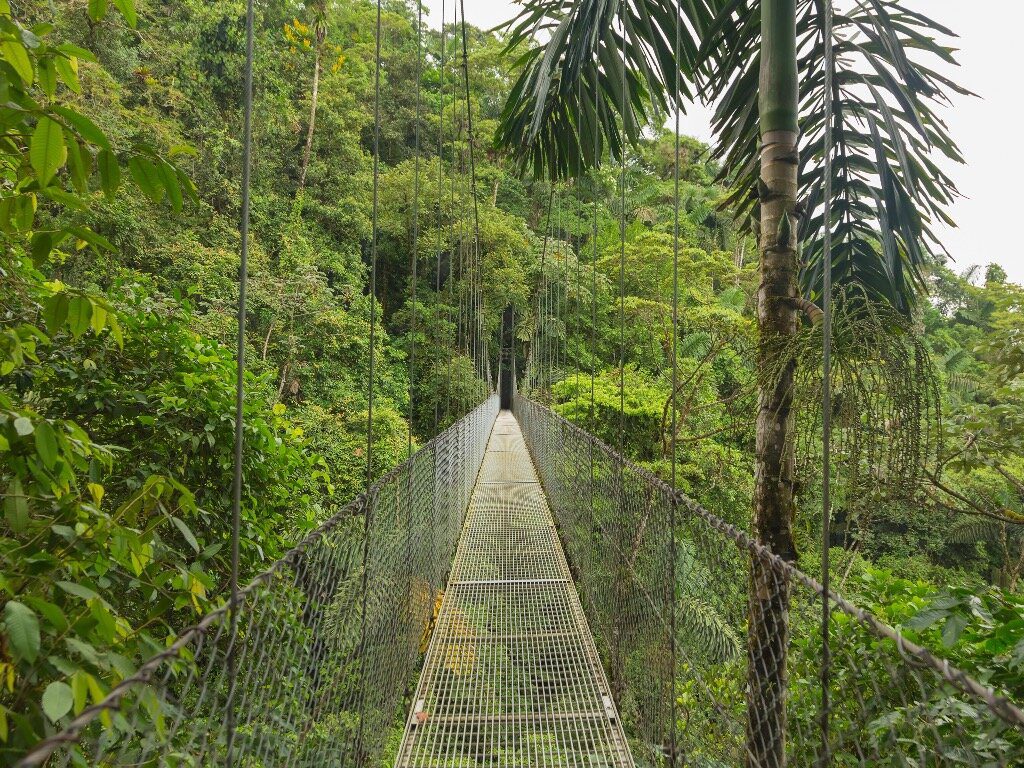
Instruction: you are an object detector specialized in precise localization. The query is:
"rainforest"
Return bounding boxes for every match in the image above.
[1,1,1022,765]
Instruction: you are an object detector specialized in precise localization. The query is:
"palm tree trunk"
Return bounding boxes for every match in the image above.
[748,1,799,766]
[298,45,322,193]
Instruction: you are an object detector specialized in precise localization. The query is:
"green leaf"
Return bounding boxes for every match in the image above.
[170,516,200,552]
[22,597,68,633]
[157,161,183,212]
[31,231,54,265]
[4,477,28,532]
[37,58,56,97]
[67,295,92,338]
[87,0,108,23]
[128,155,164,202]
[942,612,970,647]
[56,581,100,602]
[42,682,73,722]
[53,106,110,150]
[112,0,137,28]
[71,672,90,714]
[97,149,121,196]
[53,55,80,93]
[43,292,69,332]
[3,601,41,663]
[13,416,34,436]
[31,117,67,186]
[34,421,58,469]
[1,40,33,85]
[65,135,89,193]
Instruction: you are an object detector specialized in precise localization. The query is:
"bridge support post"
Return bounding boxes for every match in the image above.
[500,305,514,409]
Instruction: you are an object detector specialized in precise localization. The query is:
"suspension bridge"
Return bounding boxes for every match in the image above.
[11,0,1024,766]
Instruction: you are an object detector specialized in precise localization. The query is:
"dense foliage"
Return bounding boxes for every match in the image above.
[0,0,1021,760]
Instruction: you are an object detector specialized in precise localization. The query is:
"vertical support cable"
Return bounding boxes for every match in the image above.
[226,1,255,765]
[367,0,383,491]
[669,7,682,765]
[820,0,835,764]
[459,0,483,386]
[409,0,423,458]
[618,16,627,453]
[355,3,384,761]
[433,0,446,437]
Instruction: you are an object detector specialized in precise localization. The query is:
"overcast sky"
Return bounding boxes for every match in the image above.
[422,0,1024,284]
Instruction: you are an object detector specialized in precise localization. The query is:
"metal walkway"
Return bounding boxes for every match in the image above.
[395,411,635,767]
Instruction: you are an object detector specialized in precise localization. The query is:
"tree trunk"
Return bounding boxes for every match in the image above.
[748,1,799,767]
[297,45,322,193]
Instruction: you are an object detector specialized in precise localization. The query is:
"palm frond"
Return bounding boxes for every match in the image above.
[703,0,969,312]
[495,0,714,179]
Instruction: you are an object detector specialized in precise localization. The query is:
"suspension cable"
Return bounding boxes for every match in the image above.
[408,0,423,457]
[366,0,383,491]
[820,0,836,763]
[226,0,255,763]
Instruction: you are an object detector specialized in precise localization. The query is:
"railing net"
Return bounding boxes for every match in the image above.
[17,395,500,768]
[514,394,1024,767]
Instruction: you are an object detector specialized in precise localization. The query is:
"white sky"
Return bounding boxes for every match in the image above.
[423,0,1024,284]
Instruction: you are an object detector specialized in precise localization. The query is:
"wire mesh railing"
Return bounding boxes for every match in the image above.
[514,394,1024,767]
[16,395,499,768]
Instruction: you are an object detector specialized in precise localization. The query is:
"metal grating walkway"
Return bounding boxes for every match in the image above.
[395,411,635,767]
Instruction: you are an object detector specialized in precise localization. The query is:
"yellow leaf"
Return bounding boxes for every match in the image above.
[87,482,104,506]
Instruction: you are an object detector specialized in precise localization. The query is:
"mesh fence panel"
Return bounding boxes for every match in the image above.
[16,395,499,768]
[514,394,1024,767]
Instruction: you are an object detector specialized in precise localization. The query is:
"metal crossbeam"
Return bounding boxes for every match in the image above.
[395,412,635,767]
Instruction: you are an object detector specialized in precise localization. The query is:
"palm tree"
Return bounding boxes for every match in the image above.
[496,1,966,764]
[298,0,329,193]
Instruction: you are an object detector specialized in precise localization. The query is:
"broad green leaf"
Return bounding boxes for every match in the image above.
[65,135,89,192]
[67,295,92,338]
[87,0,108,23]
[37,58,56,97]
[53,55,80,92]
[157,161,183,212]
[34,421,58,469]
[30,231,54,265]
[71,671,90,714]
[4,477,28,532]
[170,516,200,552]
[22,597,68,633]
[128,155,164,202]
[13,417,34,436]
[112,0,137,28]
[53,107,110,150]
[42,292,69,332]
[97,149,121,196]
[30,117,67,186]
[56,581,100,602]
[107,313,123,348]
[1,40,32,85]
[42,682,73,722]
[3,601,40,663]
[942,612,970,647]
